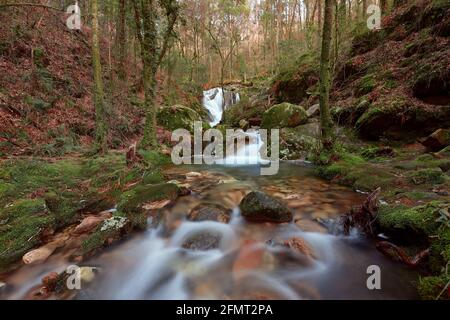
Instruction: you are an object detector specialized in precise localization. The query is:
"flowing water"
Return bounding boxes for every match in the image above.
[0,89,419,300]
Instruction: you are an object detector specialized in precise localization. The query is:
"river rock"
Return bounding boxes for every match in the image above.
[284,237,315,259]
[80,267,100,283]
[421,129,450,151]
[23,245,55,265]
[188,203,231,223]
[239,191,293,223]
[73,212,111,235]
[182,232,221,251]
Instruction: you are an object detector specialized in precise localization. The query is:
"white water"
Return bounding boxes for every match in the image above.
[202,88,240,127]
[203,88,267,165]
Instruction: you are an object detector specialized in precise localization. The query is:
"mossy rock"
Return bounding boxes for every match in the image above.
[157,104,202,132]
[408,168,444,185]
[261,103,308,129]
[280,123,320,159]
[239,191,293,223]
[81,216,131,256]
[117,183,180,229]
[377,202,444,245]
[0,198,53,270]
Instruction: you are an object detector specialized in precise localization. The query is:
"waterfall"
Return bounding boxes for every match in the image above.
[202,87,267,165]
[202,87,240,127]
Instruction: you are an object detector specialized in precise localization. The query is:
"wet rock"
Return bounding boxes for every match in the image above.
[23,244,57,265]
[261,103,308,129]
[295,219,328,234]
[306,104,320,118]
[80,266,100,283]
[74,212,112,235]
[283,237,315,259]
[232,240,265,280]
[182,232,221,251]
[188,203,231,223]
[239,191,293,223]
[422,129,450,152]
[117,183,180,229]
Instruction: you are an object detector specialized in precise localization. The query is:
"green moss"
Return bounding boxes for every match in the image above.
[157,104,201,132]
[418,274,450,300]
[409,168,444,185]
[24,96,51,112]
[117,183,179,230]
[378,202,444,243]
[0,198,53,269]
[261,103,308,129]
[357,74,376,96]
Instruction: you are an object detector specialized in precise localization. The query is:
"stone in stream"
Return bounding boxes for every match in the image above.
[239,191,293,223]
[182,232,221,251]
[188,203,231,224]
[73,211,112,235]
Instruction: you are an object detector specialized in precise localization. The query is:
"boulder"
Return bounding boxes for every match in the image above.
[306,104,320,118]
[182,232,221,251]
[422,129,450,151]
[239,191,293,223]
[188,203,231,223]
[261,103,308,129]
[157,104,202,132]
[23,245,55,265]
[73,212,111,235]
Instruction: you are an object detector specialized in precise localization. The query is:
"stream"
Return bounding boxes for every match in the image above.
[1,88,419,300]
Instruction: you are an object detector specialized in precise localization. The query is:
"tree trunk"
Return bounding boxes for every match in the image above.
[91,0,108,153]
[318,0,335,148]
[116,0,127,80]
[139,0,159,149]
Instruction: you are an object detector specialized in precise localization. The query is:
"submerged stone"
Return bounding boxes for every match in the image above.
[239,191,293,223]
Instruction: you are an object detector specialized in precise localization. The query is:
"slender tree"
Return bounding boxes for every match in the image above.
[318,0,335,148]
[91,0,108,153]
[132,0,179,149]
[116,0,127,81]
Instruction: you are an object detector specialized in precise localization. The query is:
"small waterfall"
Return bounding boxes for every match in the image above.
[202,87,240,127]
[203,88,266,165]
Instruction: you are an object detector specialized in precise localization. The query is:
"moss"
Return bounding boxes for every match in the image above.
[157,104,201,132]
[418,274,450,300]
[261,103,308,129]
[378,202,444,244]
[0,198,53,270]
[117,183,179,229]
[356,74,376,96]
[408,168,444,185]
[24,96,51,112]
